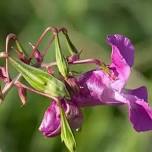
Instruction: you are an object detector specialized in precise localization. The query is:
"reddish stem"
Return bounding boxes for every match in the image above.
[14,81,54,99]
[41,58,102,69]
[28,27,58,61]
[5,34,16,82]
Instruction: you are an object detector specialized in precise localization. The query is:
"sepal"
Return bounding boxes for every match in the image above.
[55,34,69,78]
[59,102,76,152]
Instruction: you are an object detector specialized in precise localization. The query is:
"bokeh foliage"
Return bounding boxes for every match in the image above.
[0,0,152,152]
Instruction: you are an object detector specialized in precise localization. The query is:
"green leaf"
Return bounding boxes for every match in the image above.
[0,85,3,104]
[15,40,28,57]
[8,57,70,99]
[62,30,78,55]
[55,34,69,78]
[59,103,76,152]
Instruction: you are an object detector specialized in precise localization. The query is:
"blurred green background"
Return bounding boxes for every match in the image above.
[0,0,152,152]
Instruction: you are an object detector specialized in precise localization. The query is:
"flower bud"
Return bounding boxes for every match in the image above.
[39,101,61,137]
[67,54,79,63]
[29,43,43,64]
[34,50,43,64]
[39,100,83,137]
[15,40,29,63]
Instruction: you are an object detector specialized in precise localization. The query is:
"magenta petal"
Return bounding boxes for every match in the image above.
[107,34,134,67]
[39,100,83,137]
[129,99,152,132]
[39,101,60,137]
[124,86,148,101]
[74,70,125,107]
[107,34,134,89]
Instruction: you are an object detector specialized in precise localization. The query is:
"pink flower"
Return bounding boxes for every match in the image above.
[72,34,152,132]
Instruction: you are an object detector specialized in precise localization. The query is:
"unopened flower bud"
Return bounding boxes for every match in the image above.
[15,40,29,64]
[39,101,61,137]
[34,50,43,64]
[39,100,83,137]
[67,54,79,63]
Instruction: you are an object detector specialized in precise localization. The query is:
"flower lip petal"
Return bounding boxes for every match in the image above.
[124,86,148,102]
[107,34,134,67]
[129,99,152,132]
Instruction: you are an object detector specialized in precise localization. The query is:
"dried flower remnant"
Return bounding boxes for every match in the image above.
[0,67,8,82]
[0,27,152,152]
[17,86,27,105]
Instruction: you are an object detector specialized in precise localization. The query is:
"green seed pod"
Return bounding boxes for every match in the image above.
[9,57,70,99]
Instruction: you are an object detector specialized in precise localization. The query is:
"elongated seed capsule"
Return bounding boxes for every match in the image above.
[9,57,70,99]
